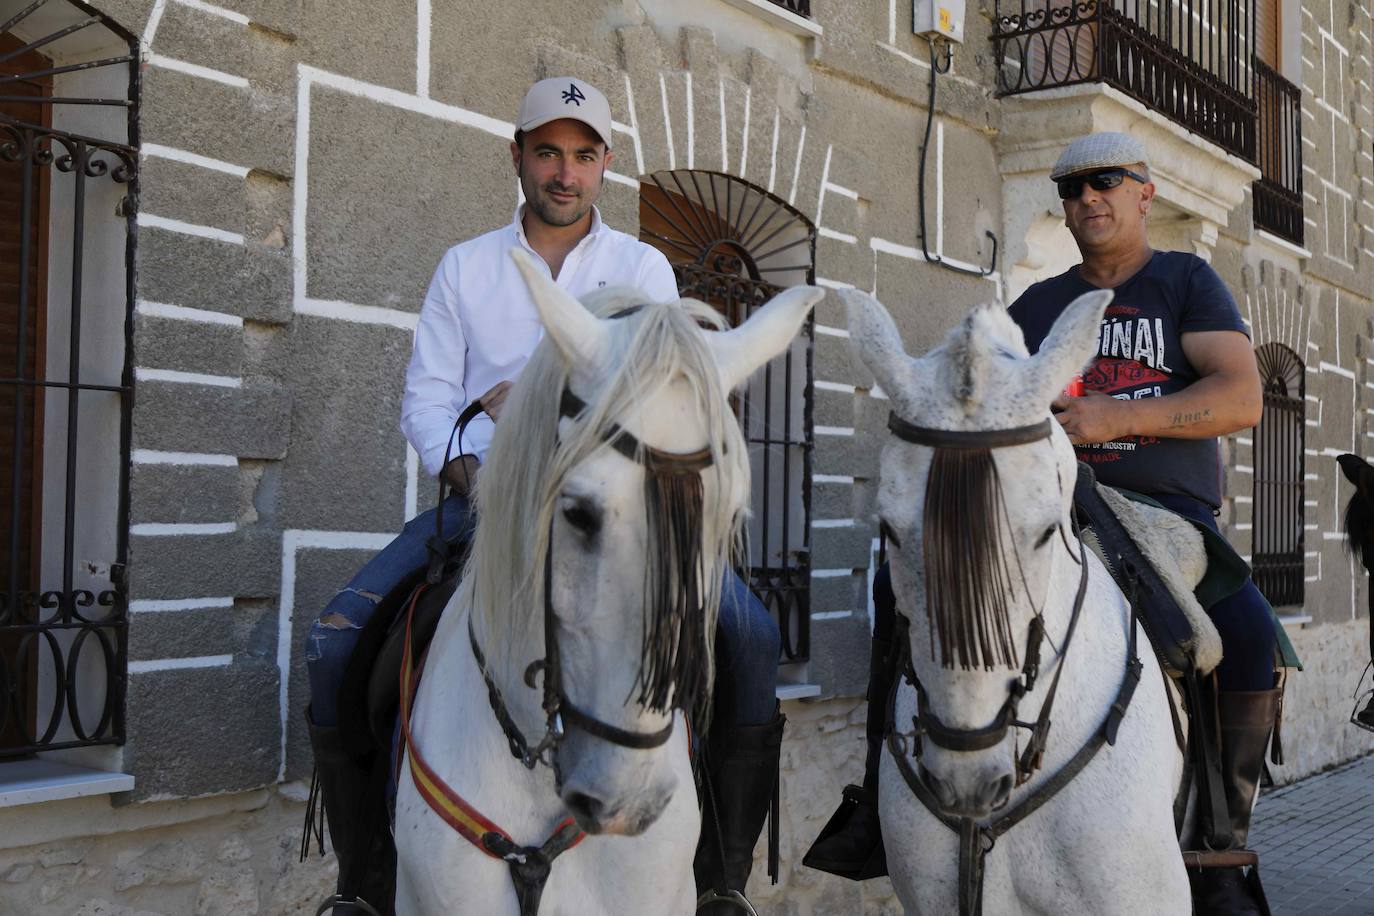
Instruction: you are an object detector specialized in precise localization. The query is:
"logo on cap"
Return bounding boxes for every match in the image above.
[561,83,586,106]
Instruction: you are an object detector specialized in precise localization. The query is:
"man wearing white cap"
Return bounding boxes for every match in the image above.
[1009,131,1276,915]
[304,76,784,914]
[810,133,1276,915]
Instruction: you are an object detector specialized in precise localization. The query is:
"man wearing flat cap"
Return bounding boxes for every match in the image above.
[807,133,1278,914]
[1009,131,1276,914]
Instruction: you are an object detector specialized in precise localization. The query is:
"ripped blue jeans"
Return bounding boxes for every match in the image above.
[304,496,780,729]
[305,495,475,727]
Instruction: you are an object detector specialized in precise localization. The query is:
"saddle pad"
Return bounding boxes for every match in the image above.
[1111,487,1302,672]
[366,573,459,750]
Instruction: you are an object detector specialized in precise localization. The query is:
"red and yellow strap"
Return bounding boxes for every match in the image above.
[396,586,584,858]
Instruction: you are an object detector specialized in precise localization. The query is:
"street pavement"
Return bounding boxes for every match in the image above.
[1250,752,1374,915]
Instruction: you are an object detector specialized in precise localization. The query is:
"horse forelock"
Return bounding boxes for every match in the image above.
[466,292,747,721]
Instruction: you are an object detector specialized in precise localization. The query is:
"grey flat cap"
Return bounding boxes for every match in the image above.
[1050,132,1149,180]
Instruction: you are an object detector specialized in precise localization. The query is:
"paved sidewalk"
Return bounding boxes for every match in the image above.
[1250,753,1374,915]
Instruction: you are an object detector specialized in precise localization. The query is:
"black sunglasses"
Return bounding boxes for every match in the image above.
[1056,167,1148,200]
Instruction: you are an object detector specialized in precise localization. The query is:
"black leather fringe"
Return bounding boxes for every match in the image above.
[635,461,710,724]
[922,447,1019,670]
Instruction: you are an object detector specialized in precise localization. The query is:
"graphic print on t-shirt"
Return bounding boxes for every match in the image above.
[1078,305,1173,464]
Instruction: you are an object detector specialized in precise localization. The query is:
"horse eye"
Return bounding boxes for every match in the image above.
[1035,524,1057,549]
[880,519,902,550]
[561,499,601,537]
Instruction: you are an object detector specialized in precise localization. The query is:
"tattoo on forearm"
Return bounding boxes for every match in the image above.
[1165,408,1212,429]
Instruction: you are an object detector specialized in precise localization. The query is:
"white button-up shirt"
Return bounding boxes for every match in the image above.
[400,206,680,476]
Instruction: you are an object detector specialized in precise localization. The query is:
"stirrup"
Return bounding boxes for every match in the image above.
[315,894,385,916]
[696,888,759,914]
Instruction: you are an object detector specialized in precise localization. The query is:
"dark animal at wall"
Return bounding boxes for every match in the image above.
[1336,454,1374,731]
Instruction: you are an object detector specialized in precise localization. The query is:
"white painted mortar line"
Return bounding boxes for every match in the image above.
[789,124,806,205]
[130,596,235,613]
[405,444,419,522]
[767,107,780,192]
[416,0,431,98]
[815,324,849,338]
[815,144,832,226]
[815,426,856,436]
[138,213,245,245]
[819,227,857,244]
[131,522,238,536]
[142,143,249,177]
[173,0,250,24]
[738,85,751,176]
[136,367,242,388]
[147,53,249,88]
[137,300,244,326]
[685,71,694,170]
[623,74,645,177]
[812,569,854,578]
[278,530,399,779]
[133,449,237,466]
[297,297,418,331]
[130,655,233,673]
[812,610,853,620]
[659,73,676,171]
[719,78,729,170]
[814,474,855,484]
[143,0,169,47]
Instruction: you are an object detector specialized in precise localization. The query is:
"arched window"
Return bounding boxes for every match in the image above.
[1,3,137,757]
[1252,342,1305,607]
[639,171,816,662]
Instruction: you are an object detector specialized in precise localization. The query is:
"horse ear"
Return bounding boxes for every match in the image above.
[843,289,921,401]
[710,285,825,392]
[1026,289,1113,404]
[1338,453,1374,494]
[509,247,609,367]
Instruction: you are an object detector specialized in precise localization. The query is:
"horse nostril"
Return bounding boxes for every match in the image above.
[983,774,1014,810]
[565,791,607,824]
[920,767,958,808]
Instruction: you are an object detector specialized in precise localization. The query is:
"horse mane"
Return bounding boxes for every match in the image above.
[1342,488,1374,565]
[922,304,1028,670]
[462,287,750,721]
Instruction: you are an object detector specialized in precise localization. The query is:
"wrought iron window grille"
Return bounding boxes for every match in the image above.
[640,170,816,662]
[765,0,812,16]
[992,0,1259,163]
[1,0,137,759]
[1252,342,1304,608]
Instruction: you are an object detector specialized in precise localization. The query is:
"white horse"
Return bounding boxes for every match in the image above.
[393,248,822,915]
[844,288,1194,916]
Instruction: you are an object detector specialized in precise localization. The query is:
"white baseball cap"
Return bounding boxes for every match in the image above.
[517,76,613,149]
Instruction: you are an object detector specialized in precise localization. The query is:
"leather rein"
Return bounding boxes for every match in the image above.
[882,410,1144,916]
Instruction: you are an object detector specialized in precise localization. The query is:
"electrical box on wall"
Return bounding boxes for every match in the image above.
[913,0,965,43]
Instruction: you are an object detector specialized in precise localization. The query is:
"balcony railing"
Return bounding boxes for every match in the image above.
[1253,58,1304,245]
[765,0,811,14]
[993,0,1257,162]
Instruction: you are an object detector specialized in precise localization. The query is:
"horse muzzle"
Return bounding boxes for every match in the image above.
[919,757,1014,819]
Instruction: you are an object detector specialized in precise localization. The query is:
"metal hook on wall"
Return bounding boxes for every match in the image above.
[917,37,998,278]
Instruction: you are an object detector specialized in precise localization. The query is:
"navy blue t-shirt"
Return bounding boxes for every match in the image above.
[1007,251,1248,508]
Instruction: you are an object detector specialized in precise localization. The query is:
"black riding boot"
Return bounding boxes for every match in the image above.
[1190,688,1281,916]
[801,633,895,880]
[694,709,785,914]
[305,709,393,915]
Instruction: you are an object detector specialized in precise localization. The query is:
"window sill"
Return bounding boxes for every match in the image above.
[777,682,822,700]
[718,0,822,38]
[1276,613,1312,628]
[0,758,134,808]
[1255,229,1312,261]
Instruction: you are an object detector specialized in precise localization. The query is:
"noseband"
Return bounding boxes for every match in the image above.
[883,410,1086,785]
[472,386,714,774]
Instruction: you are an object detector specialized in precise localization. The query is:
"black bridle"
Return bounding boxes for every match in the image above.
[882,408,1143,916]
[471,386,714,774]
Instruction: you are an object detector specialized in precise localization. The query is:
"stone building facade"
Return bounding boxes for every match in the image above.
[0,0,1370,913]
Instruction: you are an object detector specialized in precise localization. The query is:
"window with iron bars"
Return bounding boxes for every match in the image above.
[0,2,136,759]
[639,170,816,663]
[765,0,812,16]
[1251,342,1304,607]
